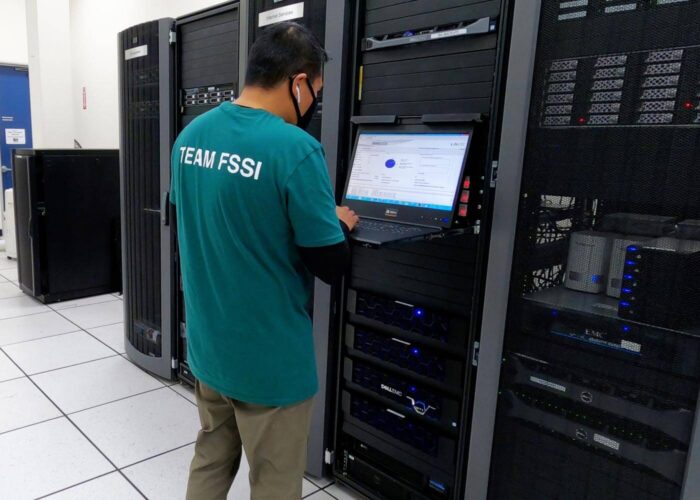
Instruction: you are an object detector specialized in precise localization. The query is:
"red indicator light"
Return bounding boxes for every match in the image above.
[578,117,586,124]
[460,190,470,203]
[462,177,471,189]
[458,204,468,217]
[684,101,695,110]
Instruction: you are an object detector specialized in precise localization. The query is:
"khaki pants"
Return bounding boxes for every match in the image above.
[186,380,314,500]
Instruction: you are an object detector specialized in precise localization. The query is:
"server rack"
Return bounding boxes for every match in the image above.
[328,1,513,499]
[119,19,177,379]
[120,3,244,381]
[246,0,353,478]
[172,1,244,384]
[466,1,700,499]
[12,149,121,304]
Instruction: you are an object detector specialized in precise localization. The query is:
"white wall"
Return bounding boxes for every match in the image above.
[0,0,28,65]
[69,0,224,148]
[26,0,75,148]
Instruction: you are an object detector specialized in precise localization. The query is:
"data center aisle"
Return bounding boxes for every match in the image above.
[0,251,363,500]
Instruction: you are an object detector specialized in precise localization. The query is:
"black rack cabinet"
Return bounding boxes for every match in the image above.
[473,1,700,499]
[12,149,120,304]
[330,1,513,499]
[119,19,176,379]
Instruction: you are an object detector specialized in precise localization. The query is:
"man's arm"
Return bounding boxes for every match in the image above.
[286,148,359,283]
[299,221,352,284]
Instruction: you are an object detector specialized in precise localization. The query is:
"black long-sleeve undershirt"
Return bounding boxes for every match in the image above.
[298,222,351,284]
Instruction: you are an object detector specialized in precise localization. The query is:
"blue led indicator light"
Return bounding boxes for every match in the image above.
[628,246,638,252]
[622,325,631,332]
[551,309,559,317]
[622,288,632,294]
[429,480,447,493]
[620,301,631,308]
[385,159,396,168]
[624,274,634,280]
[410,386,417,393]
[592,275,602,284]
[626,260,636,266]
[411,348,420,356]
[414,308,424,317]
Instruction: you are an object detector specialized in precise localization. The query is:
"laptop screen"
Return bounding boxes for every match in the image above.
[345,133,470,214]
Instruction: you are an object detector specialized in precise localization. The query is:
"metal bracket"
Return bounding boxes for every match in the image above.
[362,17,494,52]
[169,31,177,44]
[324,449,335,465]
[171,358,178,369]
[490,160,499,188]
[472,341,480,367]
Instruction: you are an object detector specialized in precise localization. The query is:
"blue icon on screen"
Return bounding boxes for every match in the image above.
[385,159,396,168]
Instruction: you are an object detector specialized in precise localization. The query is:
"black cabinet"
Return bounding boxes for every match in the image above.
[12,149,120,304]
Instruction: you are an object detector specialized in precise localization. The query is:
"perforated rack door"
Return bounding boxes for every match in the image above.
[488,1,700,499]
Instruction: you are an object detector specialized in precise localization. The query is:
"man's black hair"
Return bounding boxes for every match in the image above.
[245,21,328,88]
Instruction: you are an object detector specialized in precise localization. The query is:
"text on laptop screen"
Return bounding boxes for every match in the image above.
[345,133,470,211]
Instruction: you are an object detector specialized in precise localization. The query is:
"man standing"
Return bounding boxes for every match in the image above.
[170,22,358,500]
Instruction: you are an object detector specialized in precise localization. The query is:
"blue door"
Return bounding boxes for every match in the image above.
[0,65,33,197]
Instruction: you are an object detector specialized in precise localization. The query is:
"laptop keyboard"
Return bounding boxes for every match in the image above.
[359,219,429,235]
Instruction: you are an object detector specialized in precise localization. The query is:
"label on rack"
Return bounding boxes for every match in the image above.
[620,339,642,353]
[594,433,620,451]
[430,28,468,40]
[529,376,567,393]
[124,45,148,61]
[259,2,304,27]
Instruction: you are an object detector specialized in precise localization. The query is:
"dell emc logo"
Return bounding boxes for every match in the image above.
[385,209,399,218]
[380,384,403,397]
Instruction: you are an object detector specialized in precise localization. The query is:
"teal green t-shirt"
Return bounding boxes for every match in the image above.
[170,102,344,406]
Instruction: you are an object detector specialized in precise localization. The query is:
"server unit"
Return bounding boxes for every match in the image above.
[12,149,121,304]
[473,1,700,499]
[119,19,177,379]
[329,1,512,499]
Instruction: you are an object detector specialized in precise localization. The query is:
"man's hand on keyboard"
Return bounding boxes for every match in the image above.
[337,206,360,232]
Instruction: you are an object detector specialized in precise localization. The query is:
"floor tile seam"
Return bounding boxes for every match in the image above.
[48,297,120,312]
[0,373,27,384]
[86,320,124,330]
[119,354,179,387]
[166,383,198,407]
[115,469,149,500]
[306,476,336,489]
[51,306,123,335]
[26,353,121,377]
[117,440,197,471]
[32,470,119,499]
[302,486,322,498]
[65,385,168,417]
[82,328,126,356]
[0,329,83,348]
[0,310,52,321]
[0,414,64,437]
